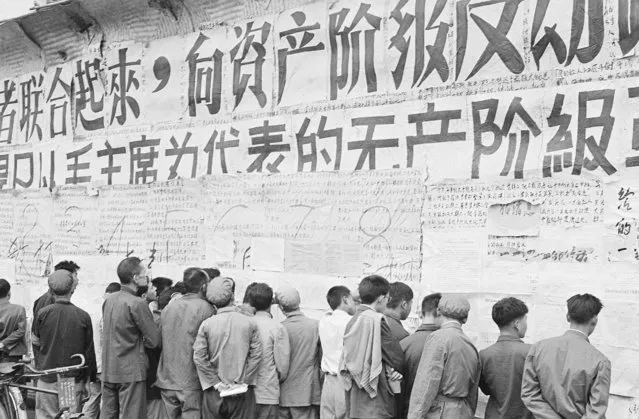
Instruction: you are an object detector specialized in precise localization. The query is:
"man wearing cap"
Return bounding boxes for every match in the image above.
[407,295,480,419]
[193,276,263,418]
[33,269,97,418]
[32,260,80,365]
[101,257,161,419]
[276,286,321,419]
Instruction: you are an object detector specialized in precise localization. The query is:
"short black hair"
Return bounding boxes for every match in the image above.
[55,260,80,274]
[105,282,121,294]
[117,257,143,284]
[0,279,10,298]
[183,268,208,294]
[173,282,186,295]
[421,293,442,317]
[386,282,414,309]
[243,283,257,304]
[358,275,390,305]
[492,297,529,328]
[151,277,173,293]
[245,283,273,311]
[326,286,351,310]
[567,294,603,324]
[203,268,221,280]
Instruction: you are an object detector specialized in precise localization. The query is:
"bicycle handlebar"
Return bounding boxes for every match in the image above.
[22,354,86,377]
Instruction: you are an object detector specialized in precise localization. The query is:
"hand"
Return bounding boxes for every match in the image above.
[388,369,403,381]
[214,383,232,393]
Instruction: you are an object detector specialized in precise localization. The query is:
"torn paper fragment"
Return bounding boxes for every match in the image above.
[487,200,541,237]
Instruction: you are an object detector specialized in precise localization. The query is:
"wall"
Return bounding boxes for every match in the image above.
[1,0,639,416]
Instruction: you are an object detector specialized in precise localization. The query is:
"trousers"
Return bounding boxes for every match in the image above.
[101,380,147,419]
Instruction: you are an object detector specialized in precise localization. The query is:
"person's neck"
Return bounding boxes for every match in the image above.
[421,315,437,325]
[569,323,591,337]
[335,306,351,315]
[440,316,461,326]
[284,308,300,316]
[499,328,520,339]
[257,308,271,315]
[362,302,384,313]
[122,283,137,293]
[0,297,9,304]
[384,308,402,320]
[54,295,72,303]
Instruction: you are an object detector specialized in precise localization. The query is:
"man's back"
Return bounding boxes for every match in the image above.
[193,306,262,389]
[522,331,611,419]
[156,293,214,391]
[102,288,160,383]
[408,322,480,419]
[0,301,26,357]
[34,301,97,382]
[430,325,479,399]
[400,324,437,413]
[479,337,532,419]
[253,312,290,405]
[318,310,351,375]
[343,305,404,419]
[280,311,321,407]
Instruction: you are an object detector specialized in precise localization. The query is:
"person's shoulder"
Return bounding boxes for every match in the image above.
[529,335,559,352]
[303,315,319,327]
[72,304,92,320]
[37,302,57,315]
[589,344,611,365]
[517,340,533,354]
[8,302,25,313]
[479,342,497,358]
[400,332,418,350]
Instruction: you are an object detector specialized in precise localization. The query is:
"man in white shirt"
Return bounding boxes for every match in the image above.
[318,286,356,419]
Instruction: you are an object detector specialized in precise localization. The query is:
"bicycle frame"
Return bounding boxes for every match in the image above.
[0,354,86,419]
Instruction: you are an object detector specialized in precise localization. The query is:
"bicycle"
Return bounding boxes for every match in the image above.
[0,353,87,419]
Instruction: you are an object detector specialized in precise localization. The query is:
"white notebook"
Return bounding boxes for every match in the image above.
[219,383,248,398]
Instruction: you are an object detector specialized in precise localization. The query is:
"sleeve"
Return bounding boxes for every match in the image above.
[192,322,221,390]
[244,321,263,386]
[584,358,611,419]
[520,348,562,419]
[478,352,490,396]
[274,325,290,382]
[3,306,26,350]
[381,317,405,371]
[32,310,41,348]
[131,300,160,349]
[467,358,480,414]
[83,314,98,382]
[407,334,445,419]
[31,298,39,334]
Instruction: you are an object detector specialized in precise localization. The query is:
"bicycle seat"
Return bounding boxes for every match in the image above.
[0,362,21,375]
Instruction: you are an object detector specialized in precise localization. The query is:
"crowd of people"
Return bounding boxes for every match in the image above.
[0,257,611,419]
